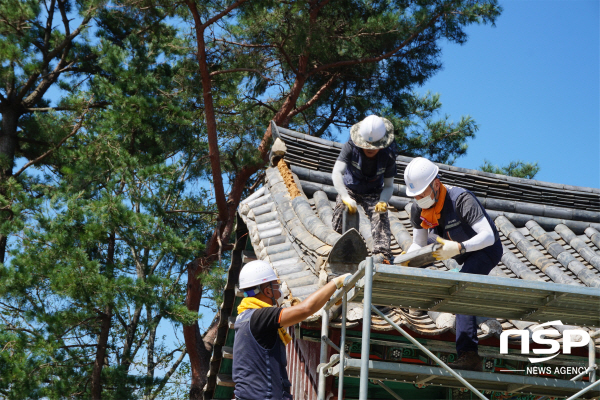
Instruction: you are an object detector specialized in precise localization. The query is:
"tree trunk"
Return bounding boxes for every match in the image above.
[120,305,143,367]
[185,316,219,399]
[90,233,115,400]
[185,68,312,400]
[183,5,316,398]
[91,305,113,400]
[183,257,207,400]
[0,108,19,179]
[145,309,158,399]
[0,107,20,263]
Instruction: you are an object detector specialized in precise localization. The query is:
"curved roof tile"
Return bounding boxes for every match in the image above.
[230,126,599,375]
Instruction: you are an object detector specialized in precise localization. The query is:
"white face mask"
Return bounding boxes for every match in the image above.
[417,192,435,209]
[266,284,284,306]
[275,288,284,306]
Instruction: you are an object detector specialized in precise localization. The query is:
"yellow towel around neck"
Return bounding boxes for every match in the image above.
[238,296,292,346]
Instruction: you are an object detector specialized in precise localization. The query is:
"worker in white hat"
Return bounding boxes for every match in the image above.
[232,260,350,399]
[331,115,397,264]
[403,157,503,371]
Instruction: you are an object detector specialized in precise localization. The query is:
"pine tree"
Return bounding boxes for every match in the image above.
[480,159,541,179]
[180,0,502,394]
[0,0,106,262]
[0,3,220,398]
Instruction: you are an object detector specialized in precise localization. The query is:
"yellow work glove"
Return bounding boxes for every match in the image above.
[332,273,352,289]
[341,195,357,214]
[432,237,461,261]
[398,250,410,266]
[374,201,388,213]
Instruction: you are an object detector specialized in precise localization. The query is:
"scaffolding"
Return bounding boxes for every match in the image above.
[317,257,600,400]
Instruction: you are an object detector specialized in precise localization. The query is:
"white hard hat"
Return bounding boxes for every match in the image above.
[404,157,439,196]
[359,115,386,143]
[238,260,278,290]
[350,115,395,150]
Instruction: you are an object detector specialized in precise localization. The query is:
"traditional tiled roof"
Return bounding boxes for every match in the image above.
[240,124,600,340]
[204,124,600,398]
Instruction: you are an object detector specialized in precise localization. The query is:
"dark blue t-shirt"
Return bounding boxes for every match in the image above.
[337,141,396,179]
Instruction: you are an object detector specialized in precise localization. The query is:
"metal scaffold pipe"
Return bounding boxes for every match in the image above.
[321,336,404,400]
[590,338,597,383]
[565,379,600,400]
[370,305,490,400]
[358,257,373,400]
[317,308,330,400]
[324,261,366,310]
[338,291,347,400]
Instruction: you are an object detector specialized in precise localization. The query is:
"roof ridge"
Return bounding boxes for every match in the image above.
[273,125,600,195]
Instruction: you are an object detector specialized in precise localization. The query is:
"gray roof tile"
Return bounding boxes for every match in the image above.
[278,129,600,209]
[229,126,600,370]
[585,227,600,248]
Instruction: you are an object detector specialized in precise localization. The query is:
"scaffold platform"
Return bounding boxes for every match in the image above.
[347,264,600,327]
[331,359,591,398]
[318,258,600,400]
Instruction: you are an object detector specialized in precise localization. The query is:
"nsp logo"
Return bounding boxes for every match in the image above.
[500,320,590,363]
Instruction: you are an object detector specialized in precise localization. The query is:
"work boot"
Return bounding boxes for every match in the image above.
[372,253,391,265]
[447,351,482,372]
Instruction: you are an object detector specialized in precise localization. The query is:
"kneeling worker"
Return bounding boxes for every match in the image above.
[403,157,502,371]
[331,115,397,263]
[233,260,350,399]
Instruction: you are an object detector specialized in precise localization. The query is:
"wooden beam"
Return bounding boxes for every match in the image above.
[222,346,233,360]
[415,374,436,385]
[217,374,235,387]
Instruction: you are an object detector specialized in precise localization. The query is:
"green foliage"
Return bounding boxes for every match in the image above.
[0,0,511,397]
[386,92,478,164]
[201,265,228,313]
[190,0,502,173]
[480,160,541,179]
[0,3,219,398]
[0,0,103,150]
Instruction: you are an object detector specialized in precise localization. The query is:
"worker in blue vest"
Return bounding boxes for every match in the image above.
[233,260,350,399]
[403,157,502,371]
[331,115,397,264]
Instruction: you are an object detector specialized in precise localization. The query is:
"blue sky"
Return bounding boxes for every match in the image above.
[37,0,598,189]
[189,0,600,338]
[333,0,599,188]
[23,0,597,387]
[419,0,599,188]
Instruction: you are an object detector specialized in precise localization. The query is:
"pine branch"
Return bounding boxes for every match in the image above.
[24,101,109,112]
[277,39,298,75]
[310,0,332,19]
[310,13,442,75]
[286,73,338,120]
[149,346,187,400]
[213,38,274,48]
[210,68,271,81]
[164,210,218,214]
[13,107,90,177]
[200,0,251,30]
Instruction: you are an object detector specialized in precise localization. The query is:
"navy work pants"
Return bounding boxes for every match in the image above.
[455,241,502,354]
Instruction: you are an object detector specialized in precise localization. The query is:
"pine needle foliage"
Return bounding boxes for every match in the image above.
[480,159,541,179]
[0,3,217,398]
[212,0,501,162]
[0,0,536,397]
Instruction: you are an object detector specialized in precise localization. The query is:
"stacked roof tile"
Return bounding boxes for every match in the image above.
[241,125,600,340]
[205,124,599,398]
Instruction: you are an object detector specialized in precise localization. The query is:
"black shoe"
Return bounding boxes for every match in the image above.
[372,253,391,265]
[447,351,482,372]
